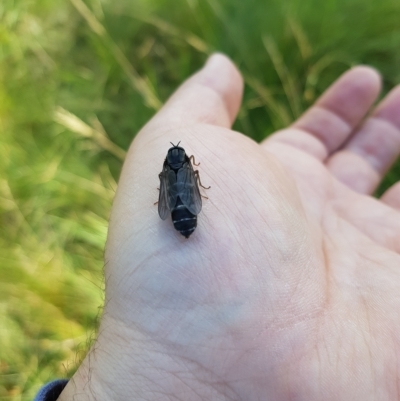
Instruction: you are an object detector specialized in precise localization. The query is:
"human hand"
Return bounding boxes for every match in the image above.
[59,54,400,401]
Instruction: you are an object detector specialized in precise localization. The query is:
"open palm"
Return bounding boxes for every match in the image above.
[60,55,400,401]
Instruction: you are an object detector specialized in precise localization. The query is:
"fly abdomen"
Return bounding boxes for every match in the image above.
[171,197,197,238]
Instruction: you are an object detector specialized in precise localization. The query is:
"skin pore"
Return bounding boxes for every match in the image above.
[58,54,400,401]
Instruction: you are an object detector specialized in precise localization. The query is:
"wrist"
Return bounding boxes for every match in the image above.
[57,316,227,401]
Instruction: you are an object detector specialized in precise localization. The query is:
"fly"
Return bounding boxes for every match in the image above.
[157,142,210,238]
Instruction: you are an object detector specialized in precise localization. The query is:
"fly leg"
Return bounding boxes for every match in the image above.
[154,182,160,205]
[194,170,211,189]
[189,155,200,166]
[190,157,211,197]
[193,170,210,199]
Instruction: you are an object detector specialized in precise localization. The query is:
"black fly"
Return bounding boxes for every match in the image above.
[157,142,210,238]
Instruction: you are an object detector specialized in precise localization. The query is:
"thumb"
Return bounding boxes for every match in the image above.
[154,53,244,129]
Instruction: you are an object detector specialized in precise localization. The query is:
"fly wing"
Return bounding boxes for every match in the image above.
[158,165,178,220]
[158,168,169,220]
[176,162,202,215]
[166,169,178,210]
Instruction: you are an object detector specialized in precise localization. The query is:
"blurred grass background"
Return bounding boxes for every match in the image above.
[1,0,400,399]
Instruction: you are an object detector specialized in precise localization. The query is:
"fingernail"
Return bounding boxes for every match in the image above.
[203,53,228,73]
[198,53,230,91]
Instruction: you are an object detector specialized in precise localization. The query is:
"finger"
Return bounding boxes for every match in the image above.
[327,86,400,194]
[264,67,381,159]
[381,182,400,211]
[154,53,243,129]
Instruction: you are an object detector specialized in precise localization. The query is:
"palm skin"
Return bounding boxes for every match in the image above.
[59,55,400,401]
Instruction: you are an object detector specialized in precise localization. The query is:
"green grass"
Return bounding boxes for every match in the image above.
[1,0,400,399]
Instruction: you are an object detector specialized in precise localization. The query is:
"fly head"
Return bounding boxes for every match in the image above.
[167,143,186,169]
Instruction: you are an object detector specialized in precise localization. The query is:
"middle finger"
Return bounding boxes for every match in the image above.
[327,86,400,194]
